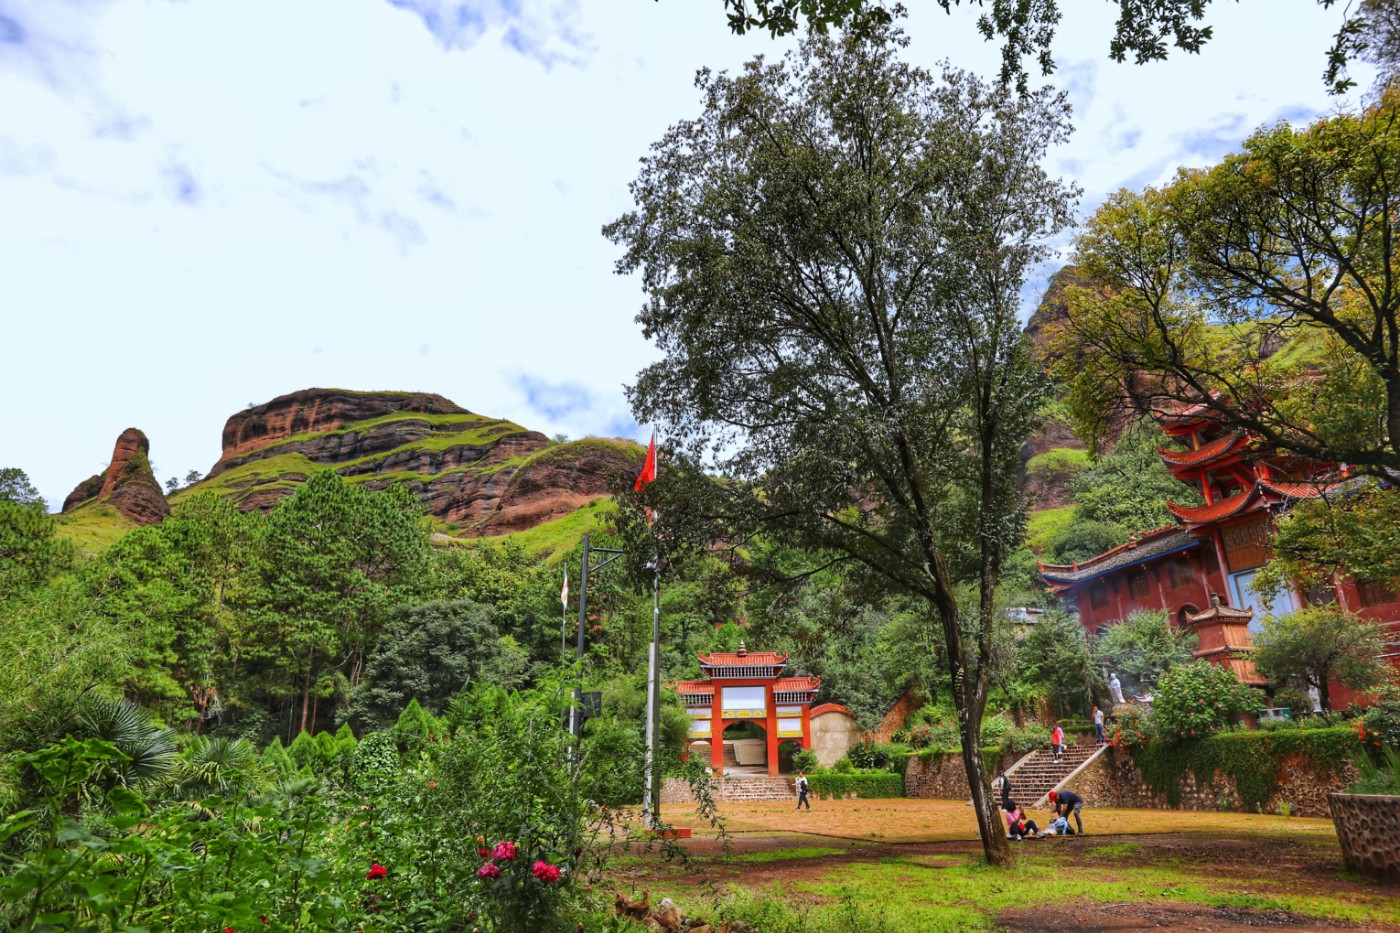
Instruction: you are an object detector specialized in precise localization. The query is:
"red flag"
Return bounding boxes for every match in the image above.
[634,433,657,491]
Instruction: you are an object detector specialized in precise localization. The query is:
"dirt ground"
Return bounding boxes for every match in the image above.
[605,799,1400,931]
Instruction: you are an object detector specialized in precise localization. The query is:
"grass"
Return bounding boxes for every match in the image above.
[1025,505,1075,555]
[52,502,138,554]
[455,498,618,562]
[171,453,324,506]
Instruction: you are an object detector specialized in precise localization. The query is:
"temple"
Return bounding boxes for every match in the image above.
[673,642,820,776]
[1038,403,1400,702]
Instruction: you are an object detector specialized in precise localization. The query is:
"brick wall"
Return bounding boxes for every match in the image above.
[869,691,921,744]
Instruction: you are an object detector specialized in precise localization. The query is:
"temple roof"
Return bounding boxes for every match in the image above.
[1037,526,1198,586]
[810,703,853,717]
[1167,478,1333,525]
[672,675,822,699]
[1159,430,1253,469]
[773,676,820,693]
[1185,597,1254,625]
[698,650,788,667]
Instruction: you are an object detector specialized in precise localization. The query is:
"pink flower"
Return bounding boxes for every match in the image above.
[478,862,501,880]
[365,863,387,880]
[492,841,518,862]
[532,860,561,883]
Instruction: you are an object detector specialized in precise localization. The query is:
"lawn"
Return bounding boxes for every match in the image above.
[600,798,1400,932]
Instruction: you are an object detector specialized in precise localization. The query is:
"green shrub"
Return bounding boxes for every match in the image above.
[1349,743,1400,794]
[979,715,1012,745]
[807,770,903,799]
[832,757,857,773]
[792,748,820,773]
[1270,687,1316,718]
[1359,700,1400,749]
[874,742,913,774]
[1152,662,1263,742]
[1000,724,1049,758]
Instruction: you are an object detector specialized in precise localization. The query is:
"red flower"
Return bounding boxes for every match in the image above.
[478,847,490,857]
[478,862,501,880]
[224,928,235,933]
[428,780,437,788]
[365,863,388,880]
[532,860,561,883]
[492,841,518,862]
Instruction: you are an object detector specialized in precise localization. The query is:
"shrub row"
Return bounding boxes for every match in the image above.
[808,770,905,799]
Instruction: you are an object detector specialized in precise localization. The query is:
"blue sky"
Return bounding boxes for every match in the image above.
[0,0,1373,509]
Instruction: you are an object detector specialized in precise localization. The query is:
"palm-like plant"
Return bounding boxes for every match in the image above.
[171,736,265,799]
[72,695,177,790]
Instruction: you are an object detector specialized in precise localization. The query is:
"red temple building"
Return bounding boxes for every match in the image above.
[673,642,820,776]
[1038,404,1400,700]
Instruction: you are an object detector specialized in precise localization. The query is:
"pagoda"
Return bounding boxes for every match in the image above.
[672,642,820,776]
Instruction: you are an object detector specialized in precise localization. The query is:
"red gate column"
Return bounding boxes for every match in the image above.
[710,688,724,775]
[801,702,812,750]
[765,683,779,777]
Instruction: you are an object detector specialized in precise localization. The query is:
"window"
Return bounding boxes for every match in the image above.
[1090,584,1108,610]
[1128,569,1150,599]
[1168,559,1194,589]
[1358,579,1398,608]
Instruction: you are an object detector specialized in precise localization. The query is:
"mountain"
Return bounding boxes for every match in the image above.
[172,388,642,536]
[61,428,171,526]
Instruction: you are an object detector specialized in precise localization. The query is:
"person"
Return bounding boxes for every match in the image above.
[1002,800,1041,840]
[1050,722,1065,763]
[795,771,810,810]
[992,770,1013,810]
[1048,789,1084,834]
[1092,706,1106,745]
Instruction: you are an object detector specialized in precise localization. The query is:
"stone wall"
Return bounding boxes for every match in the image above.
[1069,746,1357,818]
[869,691,921,744]
[904,750,1010,799]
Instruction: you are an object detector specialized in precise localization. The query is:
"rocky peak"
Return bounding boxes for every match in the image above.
[62,427,170,526]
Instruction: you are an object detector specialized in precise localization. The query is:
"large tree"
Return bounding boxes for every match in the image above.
[1252,607,1391,712]
[1055,87,1400,482]
[605,26,1075,865]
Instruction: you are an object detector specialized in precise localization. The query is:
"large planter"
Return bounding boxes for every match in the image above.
[1329,793,1400,881]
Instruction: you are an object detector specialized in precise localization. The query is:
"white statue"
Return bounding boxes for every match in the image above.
[1108,672,1125,706]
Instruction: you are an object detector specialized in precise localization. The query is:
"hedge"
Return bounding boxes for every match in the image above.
[1132,725,1359,810]
[808,771,905,799]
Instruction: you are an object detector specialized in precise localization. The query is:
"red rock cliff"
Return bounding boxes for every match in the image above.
[62,428,171,526]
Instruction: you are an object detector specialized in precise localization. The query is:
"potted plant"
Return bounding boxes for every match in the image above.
[1329,709,1400,882]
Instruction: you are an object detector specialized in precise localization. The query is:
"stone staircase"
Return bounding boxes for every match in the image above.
[1004,743,1103,809]
[660,775,795,804]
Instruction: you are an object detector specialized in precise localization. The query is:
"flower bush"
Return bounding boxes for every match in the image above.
[1106,704,1152,749]
[1151,662,1263,742]
[1358,700,1400,749]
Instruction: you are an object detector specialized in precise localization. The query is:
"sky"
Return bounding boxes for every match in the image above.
[0,0,1376,510]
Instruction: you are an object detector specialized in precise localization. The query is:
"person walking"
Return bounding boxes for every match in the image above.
[992,770,1013,811]
[1050,722,1065,763]
[795,771,810,810]
[1092,706,1106,745]
[1048,789,1084,834]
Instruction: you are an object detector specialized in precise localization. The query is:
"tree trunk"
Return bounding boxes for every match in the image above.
[1318,674,1332,714]
[963,735,1012,866]
[300,647,314,735]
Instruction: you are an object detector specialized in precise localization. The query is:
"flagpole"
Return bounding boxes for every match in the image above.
[561,561,568,664]
[639,432,661,828]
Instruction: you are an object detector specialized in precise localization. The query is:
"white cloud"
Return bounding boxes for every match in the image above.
[0,0,1377,507]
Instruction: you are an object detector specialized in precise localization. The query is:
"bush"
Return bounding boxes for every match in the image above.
[979,715,1012,745]
[1359,700,1400,749]
[999,724,1050,758]
[1270,687,1317,719]
[1107,704,1152,749]
[874,742,913,774]
[903,721,959,751]
[807,770,903,799]
[831,757,857,773]
[792,748,820,773]
[1152,662,1263,742]
[846,739,887,769]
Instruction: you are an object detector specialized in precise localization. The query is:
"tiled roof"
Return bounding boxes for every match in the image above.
[773,676,821,692]
[1185,602,1254,624]
[1159,430,1252,468]
[1167,488,1262,524]
[698,651,788,667]
[1258,479,1330,500]
[810,703,852,717]
[1037,526,1198,585]
[674,681,715,695]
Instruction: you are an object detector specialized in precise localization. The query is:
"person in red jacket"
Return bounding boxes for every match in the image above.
[1050,722,1065,763]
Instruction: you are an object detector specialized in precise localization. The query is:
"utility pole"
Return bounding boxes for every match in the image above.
[643,553,661,827]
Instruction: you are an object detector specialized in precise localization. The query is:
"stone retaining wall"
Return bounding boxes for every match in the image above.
[1069,746,1356,818]
[904,751,1010,799]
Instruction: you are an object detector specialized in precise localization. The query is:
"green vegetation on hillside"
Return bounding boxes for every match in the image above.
[52,502,138,555]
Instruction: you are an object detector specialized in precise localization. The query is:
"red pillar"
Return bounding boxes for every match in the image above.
[765,683,779,777]
[710,689,724,775]
[801,702,812,750]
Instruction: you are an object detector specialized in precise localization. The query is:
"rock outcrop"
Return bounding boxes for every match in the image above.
[187,388,641,536]
[63,428,171,526]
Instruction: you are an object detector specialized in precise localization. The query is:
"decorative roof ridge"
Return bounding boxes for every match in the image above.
[1167,484,1264,523]
[1185,593,1255,624]
[810,703,852,717]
